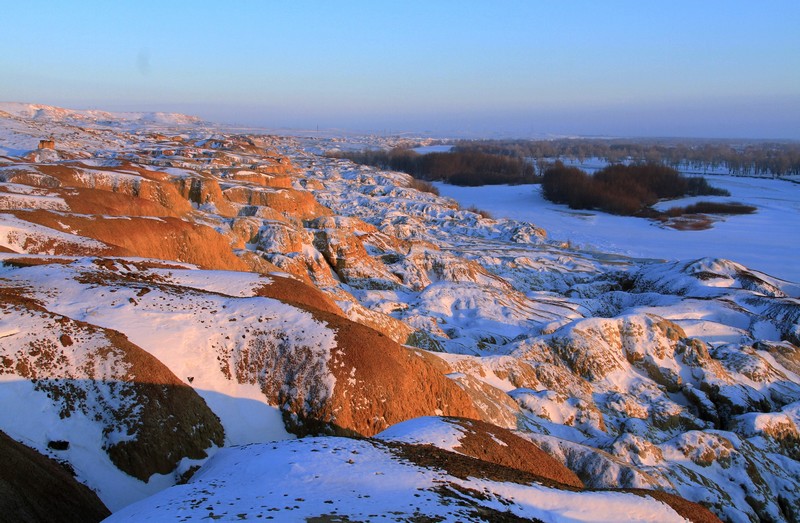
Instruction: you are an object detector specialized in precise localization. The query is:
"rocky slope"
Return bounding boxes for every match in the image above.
[0,429,110,523]
[0,104,797,522]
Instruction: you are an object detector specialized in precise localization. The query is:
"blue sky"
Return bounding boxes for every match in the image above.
[2,1,798,138]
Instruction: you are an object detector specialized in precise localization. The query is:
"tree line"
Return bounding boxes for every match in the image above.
[454,139,800,177]
[327,148,539,186]
[541,162,730,216]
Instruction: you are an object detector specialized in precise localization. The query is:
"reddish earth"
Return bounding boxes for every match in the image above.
[445,417,584,488]
[253,274,343,316]
[285,307,481,437]
[10,210,252,272]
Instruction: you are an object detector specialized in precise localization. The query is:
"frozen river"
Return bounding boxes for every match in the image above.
[435,175,800,283]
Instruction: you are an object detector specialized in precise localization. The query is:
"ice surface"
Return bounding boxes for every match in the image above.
[435,176,800,283]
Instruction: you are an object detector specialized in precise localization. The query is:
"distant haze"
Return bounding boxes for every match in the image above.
[2,0,798,139]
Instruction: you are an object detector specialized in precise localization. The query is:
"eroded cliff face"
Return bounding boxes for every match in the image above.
[0,107,797,522]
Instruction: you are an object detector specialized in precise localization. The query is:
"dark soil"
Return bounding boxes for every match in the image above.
[0,430,110,523]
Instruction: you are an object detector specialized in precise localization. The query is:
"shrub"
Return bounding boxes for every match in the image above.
[464,204,493,219]
[541,162,593,207]
[407,178,440,196]
[665,201,756,216]
[329,148,539,186]
[541,162,730,217]
[685,177,730,196]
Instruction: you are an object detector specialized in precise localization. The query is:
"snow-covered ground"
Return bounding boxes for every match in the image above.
[106,437,690,523]
[412,144,454,154]
[435,175,800,283]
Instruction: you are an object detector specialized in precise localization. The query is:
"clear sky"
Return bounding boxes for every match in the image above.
[2,1,798,138]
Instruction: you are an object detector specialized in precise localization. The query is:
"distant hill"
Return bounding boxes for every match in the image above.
[0,101,205,128]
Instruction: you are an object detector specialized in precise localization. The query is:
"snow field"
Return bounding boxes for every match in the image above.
[434,175,800,283]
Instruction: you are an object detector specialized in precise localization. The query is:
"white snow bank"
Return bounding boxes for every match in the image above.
[105,437,688,522]
[375,416,466,452]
